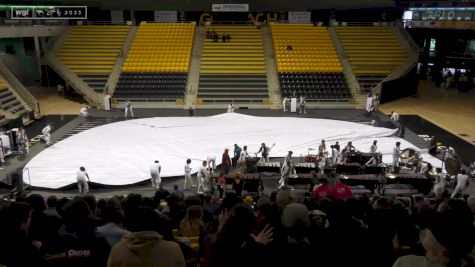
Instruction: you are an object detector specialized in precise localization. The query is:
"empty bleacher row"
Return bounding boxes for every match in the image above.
[114,73,186,99]
[280,73,352,100]
[57,25,130,92]
[114,23,195,100]
[271,24,351,101]
[0,74,29,119]
[336,26,407,91]
[198,26,269,104]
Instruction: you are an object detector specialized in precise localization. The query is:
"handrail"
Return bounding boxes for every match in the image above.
[0,57,40,115]
[77,21,130,25]
[204,21,255,26]
[394,19,420,54]
[44,52,102,107]
[335,21,395,27]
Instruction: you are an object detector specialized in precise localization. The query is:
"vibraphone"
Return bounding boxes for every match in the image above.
[294,162,318,173]
[257,162,281,173]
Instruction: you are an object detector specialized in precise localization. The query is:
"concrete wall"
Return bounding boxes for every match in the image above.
[0,26,66,38]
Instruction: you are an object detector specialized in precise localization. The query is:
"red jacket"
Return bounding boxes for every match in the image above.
[222,153,231,167]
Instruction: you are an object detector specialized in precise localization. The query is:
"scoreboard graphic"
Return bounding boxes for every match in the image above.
[10,6,87,19]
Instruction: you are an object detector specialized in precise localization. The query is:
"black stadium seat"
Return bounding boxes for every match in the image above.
[113,72,187,100]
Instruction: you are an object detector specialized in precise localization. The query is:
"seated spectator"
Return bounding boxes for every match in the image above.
[173,184,185,199]
[26,193,49,243]
[393,205,475,267]
[178,205,204,249]
[286,45,293,51]
[205,29,211,39]
[45,195,61,218]
[108,207,185,267]
[0,202,42,267]
[221,33,226,42]
[225,33,231,42]
[41,198,111,267]
[96,208,129,247]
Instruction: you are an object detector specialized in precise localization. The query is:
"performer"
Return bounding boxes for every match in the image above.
[334,141,340,152]
[331,145,339,166]
[390,111,399,122]
[370,140,378,153]
[197,160,210,194]
[207,155,216,174]
[257,143,274,163]
[408,151,422,172]
[299,96,306,115]
[451,169,469,198]
[0,137,5,164]
[318,140,327,156]
[42,124,53,146]
[227,104,234,113]
[124,99,134,118]
[222,148,231,174]
[150,160,161,190]
[284,151,293,165]
[17,127,29,156]
[79,106,89,118]
[433,168,447,198]
[238,145,249,172]
[366,91,374,113]
[282,96,290,112]
[184,159,194,189]
[470,161,475,177]
[279,161,296,189]
[77,166,90,194]
[392,142,401,172]
[373,93,380,110]
[233,144,242,168]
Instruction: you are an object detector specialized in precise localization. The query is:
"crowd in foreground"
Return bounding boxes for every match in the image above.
[0,188,474,267]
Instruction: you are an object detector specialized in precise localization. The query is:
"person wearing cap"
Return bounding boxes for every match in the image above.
[393,205,475,267]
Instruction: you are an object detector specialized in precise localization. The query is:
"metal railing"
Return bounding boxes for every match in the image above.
[0,57,40,115]
[203,21,255,26]
[77,21,131,25]
[394,19,420,54]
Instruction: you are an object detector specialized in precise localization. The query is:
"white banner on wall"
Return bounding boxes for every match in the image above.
[212,4,249,12]
[154,10,177,22]
[288,11,311,24]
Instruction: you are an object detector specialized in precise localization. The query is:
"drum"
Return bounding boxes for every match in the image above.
[444,156,461,176]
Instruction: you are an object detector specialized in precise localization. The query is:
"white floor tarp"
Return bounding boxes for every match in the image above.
[24,113,442,189]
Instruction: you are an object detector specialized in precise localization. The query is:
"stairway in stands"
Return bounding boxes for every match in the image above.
[198,25,268,105]
[336,26,407,92]
[57,25,130,93]
[0,73,31,122]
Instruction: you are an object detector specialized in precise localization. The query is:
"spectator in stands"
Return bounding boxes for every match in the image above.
[173,184,185,199]
[393,204,475,267]
[178,205,204,238]
[222,148,231,174]
[232,172,244,197]
[222,33,226,42]
[108,207,185,267]
[217,172,227,199]
[212,30,218,42]
[97,208,129,247]
[207,203,273,267]
[286,45,293,51]
[205,29,211,39]
[0,202,42,267]
[42,198,111,266]
[45,196,61,218]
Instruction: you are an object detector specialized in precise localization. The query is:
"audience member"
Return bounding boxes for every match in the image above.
[97,208,129,247]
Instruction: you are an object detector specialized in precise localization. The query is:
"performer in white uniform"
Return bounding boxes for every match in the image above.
[150,160,161,190]
[227,104,234,113]
[0,137,5,163]
[79,106,89,118]
[318,140,328,157]
[42,124,53,146]
[238,145,249,172]
[284,151,293,165]
[390,111,399,122]
[207,155,216,174]
[77,166,90,194]
[197,160,210,193]
[282,97,289,112]
[124,99,134,118]
[392,142,401,172]
[370,140,378,153]
[17,127,29,156]
[451,170,469,198]
[331,145,339,166]
[366,91,374,113]
[433,168,447,198]
[257,143,274,163]
[184,159,194,189]
[299,96,306,115]
[279,161,296,189]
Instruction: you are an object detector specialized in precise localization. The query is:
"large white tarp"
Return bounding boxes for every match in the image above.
[24,113,441,189]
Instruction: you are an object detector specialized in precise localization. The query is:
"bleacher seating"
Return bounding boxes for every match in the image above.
[271,24,351,101]
[0,75,28,117]
[198,26,269,104]
[114,23,195,101]
[336,26,407,91]
[57,25,130,93]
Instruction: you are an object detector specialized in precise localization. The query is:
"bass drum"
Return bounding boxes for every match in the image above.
[400,148,417,165]
[444,156,461,176]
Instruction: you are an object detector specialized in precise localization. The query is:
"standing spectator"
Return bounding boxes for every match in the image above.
[222,148,231,174]
[217,173,227,199]
[233,144,242,168]
[108,207,185,267]
[232,173,244,197]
